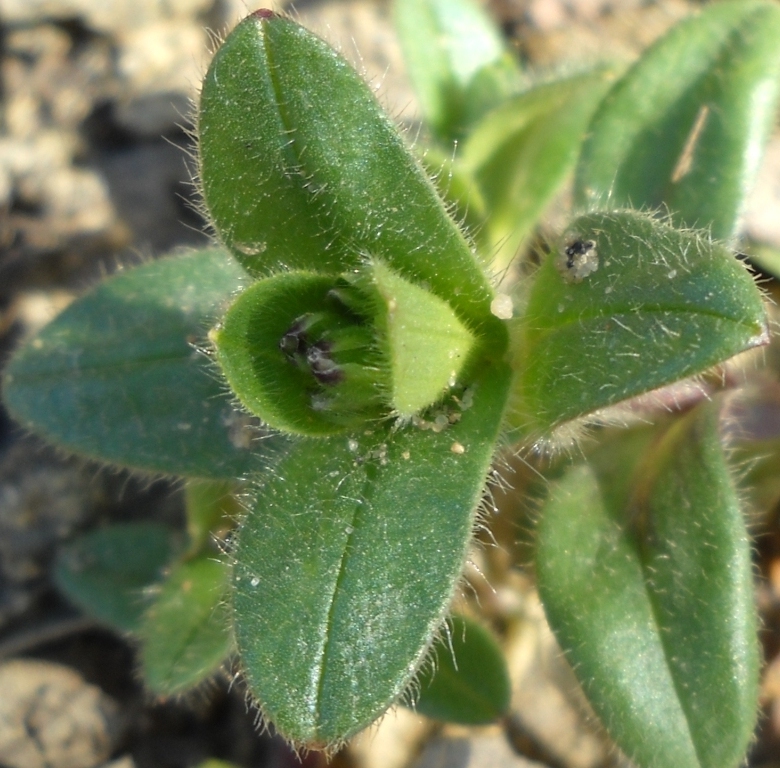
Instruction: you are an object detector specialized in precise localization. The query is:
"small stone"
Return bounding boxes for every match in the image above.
[0,660,123,768]
[2,0,212,33]
[411,733,546,768]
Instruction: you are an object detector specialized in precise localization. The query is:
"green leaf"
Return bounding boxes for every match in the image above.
[461,67,618,270]
[232,362,511,747]
[140,555,233,696]
[536,403,759,768]
[511,210,767,434]
[411,614,510,725]
[198,12,500,339]
[575,0,780,241]
[394,0,521,142]
[2,249,283,479]
[54,522,179,634]
[185,480,241,556]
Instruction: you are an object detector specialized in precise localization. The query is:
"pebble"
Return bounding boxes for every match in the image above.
[115,21,208,136]
[0,438,103,630]
[0,659,123,768]
[3,0,213,33]
[411,732,547,768]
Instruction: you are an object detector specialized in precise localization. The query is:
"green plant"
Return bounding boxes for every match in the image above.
[3,1,780,765]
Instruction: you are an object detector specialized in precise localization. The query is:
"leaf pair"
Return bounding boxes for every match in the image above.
[54,483,237,696]
[538,403,759,768]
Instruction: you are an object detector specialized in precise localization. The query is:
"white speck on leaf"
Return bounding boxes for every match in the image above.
[490,293,513,319]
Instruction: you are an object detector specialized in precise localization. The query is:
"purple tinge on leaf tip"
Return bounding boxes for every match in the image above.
[250,9,277,19]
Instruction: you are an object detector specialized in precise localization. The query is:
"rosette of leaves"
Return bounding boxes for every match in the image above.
[2,1,779,763]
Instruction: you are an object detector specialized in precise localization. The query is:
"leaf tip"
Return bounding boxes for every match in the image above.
[249,9,278,20]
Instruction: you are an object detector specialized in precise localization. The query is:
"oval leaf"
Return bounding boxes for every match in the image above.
[54,522,179,635]
[232,363,511,747]
[2,249,282,479]
[536,404,759,768]
[140,556,233,696]
[411,614,510,725]
[511,210,767,434]
[575,0,780,240]
[198,12,499,337]
[394,0,521,142]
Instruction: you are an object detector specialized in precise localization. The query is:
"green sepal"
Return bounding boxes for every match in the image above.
[211,271,382,436]
[231,362,512,747]
[349,260,477,417]
[510,210,767,435]
[198,12,498,338]
[536,404,760,768]
[411,614,510,725]
[575,0,780,241]
[213,264,481,433]
[139,555,234,696]
[54,522,180,635]
[2,249,284,479]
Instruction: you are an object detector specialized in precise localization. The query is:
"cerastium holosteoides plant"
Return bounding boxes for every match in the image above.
[3,1,780,764]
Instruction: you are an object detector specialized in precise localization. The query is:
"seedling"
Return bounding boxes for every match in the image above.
[3,2,780,765]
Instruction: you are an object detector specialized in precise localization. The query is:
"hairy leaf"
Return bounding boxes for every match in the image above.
[511,210,767,434]
[198,12,500,339]
[140,556,233,696]
[232,363,511,746]
[3,249,281,479]
[575,0,780,240]
[537,404,759,768]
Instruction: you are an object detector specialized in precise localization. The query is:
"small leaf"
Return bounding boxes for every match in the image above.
[511,210,767,434]
[536,403,759,768]
[232,363,512,747]
[185,480,242,556]
[54,522,179,634]
[2,249,283,479]
[140,556,233,696]
[461,66,618,269]
[411,615,510,725]
[575,0,780,240]
[198,13,499,338]
[394,0,521,142]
